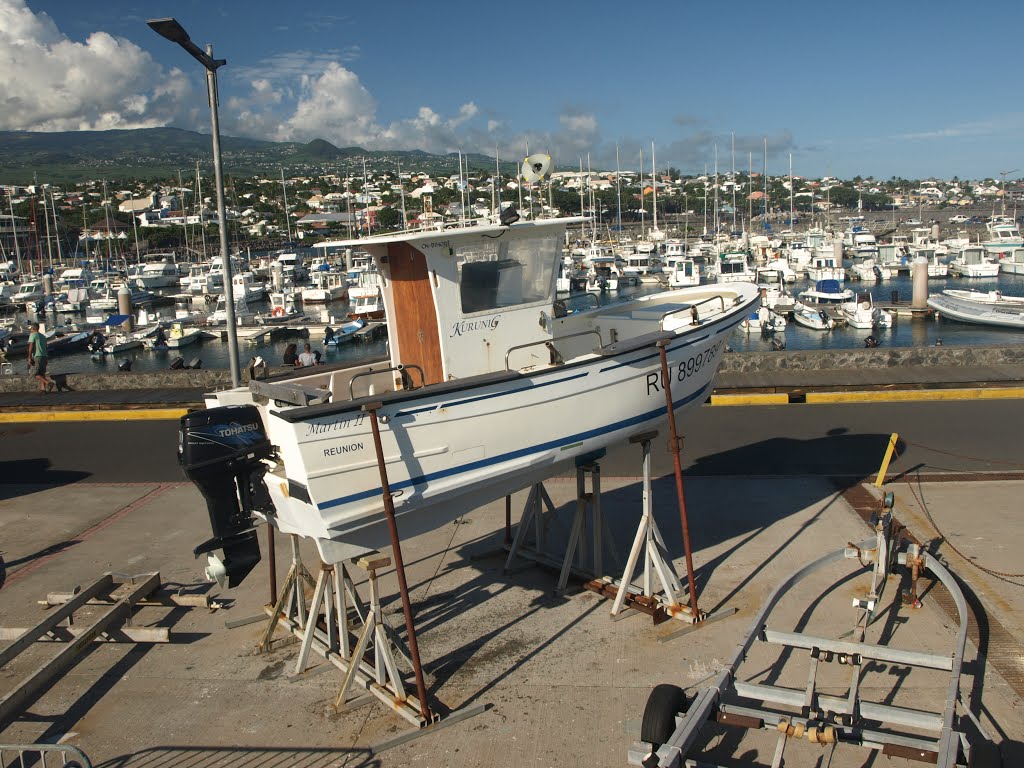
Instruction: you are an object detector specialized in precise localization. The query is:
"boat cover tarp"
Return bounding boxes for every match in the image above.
[816,279,841,293]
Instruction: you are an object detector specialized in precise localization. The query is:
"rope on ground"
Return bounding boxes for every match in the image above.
[902,469,1024,586]
[901,438,1024,470]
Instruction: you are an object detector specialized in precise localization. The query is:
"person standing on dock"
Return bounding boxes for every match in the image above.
[27,322,54,394]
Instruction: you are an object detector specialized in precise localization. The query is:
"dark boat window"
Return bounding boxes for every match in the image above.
[457,235,556,314]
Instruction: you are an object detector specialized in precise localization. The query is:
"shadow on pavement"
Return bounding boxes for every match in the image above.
[0,460,90,495]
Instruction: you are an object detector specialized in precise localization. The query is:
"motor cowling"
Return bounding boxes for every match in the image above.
[179,404,273,587]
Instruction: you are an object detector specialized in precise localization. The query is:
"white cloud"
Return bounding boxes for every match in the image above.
[559,113,598,136]
[0,0,192,131]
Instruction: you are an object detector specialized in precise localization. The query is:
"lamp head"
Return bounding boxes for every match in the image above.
[147,17,190,44]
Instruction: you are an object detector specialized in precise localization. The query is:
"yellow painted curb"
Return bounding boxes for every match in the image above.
[0,408,190,423]
[709,393,789,406]
[805,388,1024,404]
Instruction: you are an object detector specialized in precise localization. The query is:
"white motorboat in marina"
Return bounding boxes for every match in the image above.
[667,257,699,287]
[12,280,44,306]
[135,256,181,290]
[180,214,760,585]
[948,246,998,278]
[998,247,1024,275]
[942,288,1024,306]
[791,303,834,331]
[981,216,1024,257]
[324,318,365,346]
[799,279,854,308]
[805,253,845,282]
[754,267,796,313]
[716,253,754,283]
[164,321,204,349]
[841,292,893,329]
[256,291,304,325]
[927,292,1024,329]
[301,270,348,303]
[740,305,787,334]
[849,259,892,281]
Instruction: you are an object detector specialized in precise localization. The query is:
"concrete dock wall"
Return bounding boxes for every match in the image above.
[1,345,1022,393]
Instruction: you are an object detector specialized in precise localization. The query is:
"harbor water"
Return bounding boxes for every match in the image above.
[12,269,1024,374]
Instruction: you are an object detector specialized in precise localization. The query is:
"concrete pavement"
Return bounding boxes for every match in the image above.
[1,469,1022,766]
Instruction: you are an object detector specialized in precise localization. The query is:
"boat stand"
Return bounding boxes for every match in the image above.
[258,535,427,727]
[257,535,487,738]
[583,432,734,631]
[504,458,621,592]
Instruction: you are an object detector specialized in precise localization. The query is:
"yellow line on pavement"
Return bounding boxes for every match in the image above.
[709,393,789,406]
[805,388,1024,404]
[0,408,189,423]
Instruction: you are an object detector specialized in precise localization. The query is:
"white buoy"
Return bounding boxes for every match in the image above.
[912,255,928,309]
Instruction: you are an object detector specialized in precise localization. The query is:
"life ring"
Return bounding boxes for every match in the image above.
[272,306,286,317]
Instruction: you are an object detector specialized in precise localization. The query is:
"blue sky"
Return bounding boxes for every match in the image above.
[4,0,1023,180]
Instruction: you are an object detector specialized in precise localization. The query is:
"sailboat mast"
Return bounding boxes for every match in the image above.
[731,132,736,231]
[651,141,658,236]
[639,145,645,239]
[281,168,293,241]
[8,192,22,273]
[789,153,794,227]
[713,144,719,236]
[763,138,768,228]
[615,144,622,237]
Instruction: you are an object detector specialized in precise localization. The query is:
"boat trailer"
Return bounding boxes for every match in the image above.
[629,493,978,768]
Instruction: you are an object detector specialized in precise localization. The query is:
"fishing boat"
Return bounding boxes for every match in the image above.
[927,292,1024,329]
[848,259,892,281]
[667,257,699,287]
[179,214,759,585]
[715,253,754,283]
[256,291,304,325]
[805,253,845,282]
[981,216,1024,257]
[799,279,854,308]
[300,270,348,303]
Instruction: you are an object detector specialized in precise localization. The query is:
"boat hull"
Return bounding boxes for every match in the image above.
[218,305,748,563]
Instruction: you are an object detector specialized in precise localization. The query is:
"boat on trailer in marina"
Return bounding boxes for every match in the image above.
[179,214,759,585]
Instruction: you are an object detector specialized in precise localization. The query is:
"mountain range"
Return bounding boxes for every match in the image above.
[0,128,515,184]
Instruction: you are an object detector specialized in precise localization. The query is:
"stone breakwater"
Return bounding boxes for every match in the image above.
[1,345,1022,393]
[716,344,1024,374]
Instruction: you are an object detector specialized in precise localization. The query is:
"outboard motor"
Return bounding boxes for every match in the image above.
[179,405,273,587]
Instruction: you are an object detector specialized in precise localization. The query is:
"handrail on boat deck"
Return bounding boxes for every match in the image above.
[661,293,731,327]
[348,363,425,400]
[504,329,603,371]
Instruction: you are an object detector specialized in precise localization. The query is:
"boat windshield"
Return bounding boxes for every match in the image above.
[457,235,557,313]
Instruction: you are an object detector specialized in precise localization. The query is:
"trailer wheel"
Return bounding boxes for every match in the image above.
[641,684,688,750]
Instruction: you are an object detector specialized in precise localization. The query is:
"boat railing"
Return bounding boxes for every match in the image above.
[349,363,425,400]
[504,329,603,371]
[662,294,730,326]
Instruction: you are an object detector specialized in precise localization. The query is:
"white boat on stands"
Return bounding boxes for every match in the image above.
[998,247,1024,275]
[841,292,893,329]
[181,215,760,585]
[948,246,998,278]
[792,304,834,331]
[927,292,1024,329]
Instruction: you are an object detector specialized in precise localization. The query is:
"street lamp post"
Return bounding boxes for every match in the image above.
[999,169,1019,218]
[148,17,241,388]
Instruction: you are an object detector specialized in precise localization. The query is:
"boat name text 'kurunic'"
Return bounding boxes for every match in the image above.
[304,414,366,437]
[645,340,725,396]
[449,314,501,337]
